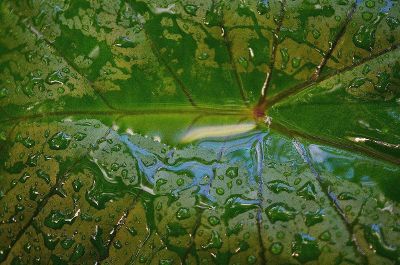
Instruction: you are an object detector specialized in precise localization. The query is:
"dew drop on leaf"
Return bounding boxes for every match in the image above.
[247,255,257,264]
[319,231,332,241]
[270,242,284,255]
[159,259,174,265]
[292,233,321,263]
[70,243,85,262]
[46,70,68,85]
[184,4,198,16]
[60,238,75,250]
[267,180,295,194]
[208,216,220,226]
[305,209,325,227]
[266,202,297,223]
[256,0,270,15]
[0,87,8,99]
[48,132,72,150]
[364,224,399,260]
[296,181,317,200]
[176,207,191,220]
[226,167,238,178]
[114,36,136,48]
[216,187,225,195]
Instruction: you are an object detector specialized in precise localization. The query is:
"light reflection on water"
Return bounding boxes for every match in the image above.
[111,125,400,202]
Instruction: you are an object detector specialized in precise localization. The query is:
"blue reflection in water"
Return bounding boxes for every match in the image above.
[118,127,400,205]
[120,130,269,205]
[380,0,393,13]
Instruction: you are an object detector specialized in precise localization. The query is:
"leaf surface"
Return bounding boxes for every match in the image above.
[0,1,399,264]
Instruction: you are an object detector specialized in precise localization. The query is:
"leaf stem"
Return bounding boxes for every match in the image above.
[256,0,287,111]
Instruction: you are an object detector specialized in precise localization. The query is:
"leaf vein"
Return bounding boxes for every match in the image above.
[311,1,358,81]
[292,140,368,264]
[266,44,400,107]
[25,23,118,111]
[258,0,287,107]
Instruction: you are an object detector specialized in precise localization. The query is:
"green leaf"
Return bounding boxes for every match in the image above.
[0,0,399,264]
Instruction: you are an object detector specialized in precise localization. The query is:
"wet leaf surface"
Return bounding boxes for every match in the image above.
[0,0,399,264]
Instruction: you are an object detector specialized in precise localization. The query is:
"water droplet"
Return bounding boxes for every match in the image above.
[319,231,331,241]
[375,71,391,93]
[362,64,371,75]
[156,178,167,191]
[280,48,289,69]
[386,16,400,30]
[111,163,120,171]
[257,0,270,15]
[202,230,222,249]
[216,187,225,195]
[72,179,83,192]
[70,243,85,262]
[159,259,174,265]
[238,57,248,69]
[176,207,191,220]
[114,36,136,48]
[26,153,40,167]
[139,255,147,263]
[43,233,60,250]
[292,233,321,263]
[294,178,301,185]
[226,167,238,178]
[113,240,122,249]
[29,186,39,201]
[23,242,32,253]
[337,192,355,200]
[208,216,220,226]
[36,169,50,184]
[365,0,375,8]
[81,212,93,221]
[305,209,324,227]
[61,238,75,249]
[270,242,283,255]
[297,181,317,200]
[198,52,209,60]
[311,29,321,39]
[19,172,31,183]
[362,11,373,22]
[44,210,77,229]
[44,211,66,229]
[184,4,199,16]
[277,231,285,239]
[127,226,137,236]
[57,87,65,94]
[0,88,9,99]
[267,180,295,194]
[247,255,257,264]
[73,132,87,141]
[352,15,382,51]
[48,132,72,150]
[265,202,297,223]
[291,57,301,68]
[364,224,399,261]
[176,178,184,186]
[15,203,24,212]
[11,256,24,265]
[90,226,108,258]
[204,3,223,27]
[46,70,68,85]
